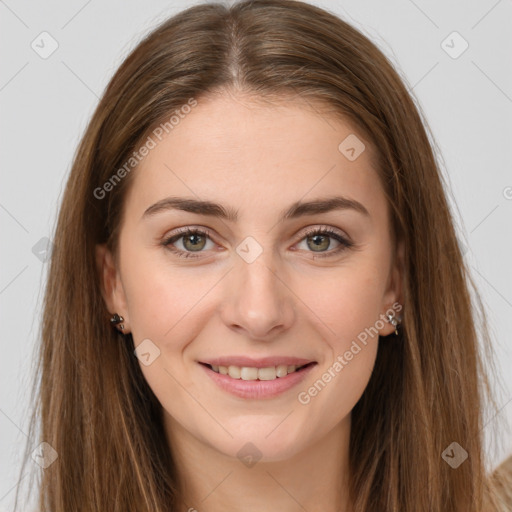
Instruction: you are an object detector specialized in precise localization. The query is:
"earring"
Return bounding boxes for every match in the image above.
[386,312,400,336]
[110,313,125,332]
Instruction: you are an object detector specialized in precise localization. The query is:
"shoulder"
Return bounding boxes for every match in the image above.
[489,455,512,511]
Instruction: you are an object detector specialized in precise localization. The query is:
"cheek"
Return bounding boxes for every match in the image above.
[119,250,218,424]
[120,247,216,342]
[291,259,385,412]
[295,273,381,432]
[297,340,378,439]
[299,259,387,343]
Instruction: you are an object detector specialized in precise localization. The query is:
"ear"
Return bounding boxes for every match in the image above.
[95,243,130,331]
[378,239,404,336]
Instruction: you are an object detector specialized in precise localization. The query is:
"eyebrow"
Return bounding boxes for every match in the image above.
[141,195,370,222]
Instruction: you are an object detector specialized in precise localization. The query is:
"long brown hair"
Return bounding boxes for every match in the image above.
[15,0,505,510]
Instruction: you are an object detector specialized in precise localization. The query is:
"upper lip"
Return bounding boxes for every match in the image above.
[199,356,316,368]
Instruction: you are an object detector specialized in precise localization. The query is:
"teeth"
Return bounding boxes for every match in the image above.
[241,367,259,380]
[228,366,241,379]
[276,365,288,378]
[211,363,304,380]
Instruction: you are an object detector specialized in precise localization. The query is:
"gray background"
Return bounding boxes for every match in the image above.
[1,0,511,509]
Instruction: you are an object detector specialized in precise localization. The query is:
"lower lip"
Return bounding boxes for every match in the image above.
[199,363,317,399]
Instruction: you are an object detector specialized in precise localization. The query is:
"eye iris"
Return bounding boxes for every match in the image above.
[183,232,206,251]
[307,234,330,251]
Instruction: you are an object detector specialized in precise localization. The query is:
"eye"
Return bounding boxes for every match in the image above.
[162,228,215,259]
[296,226,353,258]
[161,226,353,259]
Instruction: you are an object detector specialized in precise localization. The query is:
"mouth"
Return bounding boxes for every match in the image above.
[199,361,316,381]
[199,359,318,399]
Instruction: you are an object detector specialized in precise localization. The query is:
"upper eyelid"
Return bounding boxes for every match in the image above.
[164,225,349,243]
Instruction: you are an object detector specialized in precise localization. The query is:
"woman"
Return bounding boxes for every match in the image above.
[15,0,508,510]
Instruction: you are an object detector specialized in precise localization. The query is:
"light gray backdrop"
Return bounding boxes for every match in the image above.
[1,0,511,510]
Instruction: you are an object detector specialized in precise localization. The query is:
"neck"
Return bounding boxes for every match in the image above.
[164,413,353,512]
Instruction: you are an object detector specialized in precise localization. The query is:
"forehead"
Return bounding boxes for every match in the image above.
[124,91,385,223]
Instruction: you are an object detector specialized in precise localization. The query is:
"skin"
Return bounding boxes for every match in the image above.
[97,90,403,512]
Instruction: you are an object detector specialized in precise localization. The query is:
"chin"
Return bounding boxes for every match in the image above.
[208,422,308,464]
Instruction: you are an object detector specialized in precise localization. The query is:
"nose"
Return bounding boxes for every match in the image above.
[220,253,296,341]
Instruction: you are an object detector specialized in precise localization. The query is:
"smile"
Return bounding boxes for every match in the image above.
[198,361,318,399]
[204,363,314,381]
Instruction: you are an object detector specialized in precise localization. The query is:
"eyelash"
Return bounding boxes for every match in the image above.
[161,226,353,260]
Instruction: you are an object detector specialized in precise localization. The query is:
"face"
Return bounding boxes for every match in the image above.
[97,91,402,463]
